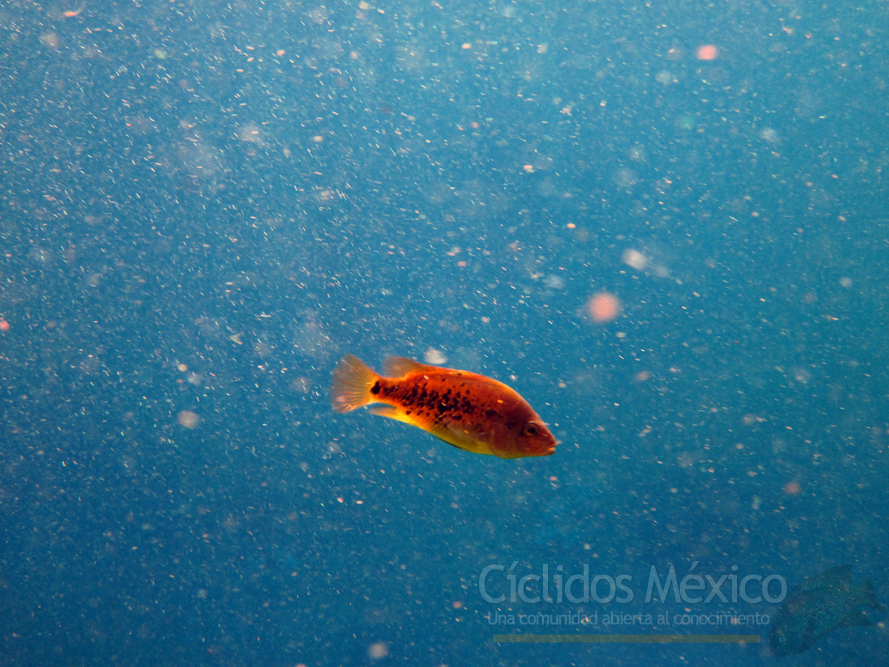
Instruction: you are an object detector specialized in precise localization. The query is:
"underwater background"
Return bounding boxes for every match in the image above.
[1,0,888,664]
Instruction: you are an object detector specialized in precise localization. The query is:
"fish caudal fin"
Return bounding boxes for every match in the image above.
[841,610,875,628]
[855,578,886,612]
[331,354,380,413]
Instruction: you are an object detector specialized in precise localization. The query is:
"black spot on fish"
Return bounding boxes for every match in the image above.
[371,382,381,395]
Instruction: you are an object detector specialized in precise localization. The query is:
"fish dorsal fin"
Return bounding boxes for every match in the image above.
[800,565,853,593]
[383,356,440,377]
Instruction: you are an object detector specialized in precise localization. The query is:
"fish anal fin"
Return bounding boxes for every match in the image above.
[369,406,413,425]
[331,355,380,413]
[370,406,452,439]
[369,407,495,456]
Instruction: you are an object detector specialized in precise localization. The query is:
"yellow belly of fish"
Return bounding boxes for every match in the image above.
[369,405,497,456]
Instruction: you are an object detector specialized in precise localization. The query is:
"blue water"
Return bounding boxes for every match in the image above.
[1,0,888,665]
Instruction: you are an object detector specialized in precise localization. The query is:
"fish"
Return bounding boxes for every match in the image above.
[330,354,557,459]
[769,564,886,656]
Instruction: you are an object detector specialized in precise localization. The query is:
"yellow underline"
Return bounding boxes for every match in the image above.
[493,634,761,644]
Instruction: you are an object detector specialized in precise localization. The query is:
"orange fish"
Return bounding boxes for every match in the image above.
[331,354,557,459]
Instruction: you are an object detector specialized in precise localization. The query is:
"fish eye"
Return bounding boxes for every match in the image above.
[523,422,540,437]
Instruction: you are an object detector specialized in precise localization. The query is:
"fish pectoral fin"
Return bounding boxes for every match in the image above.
[438,422,494,455]
[841,610,874,628]
[446,421,488,442]
[422,419,478,451]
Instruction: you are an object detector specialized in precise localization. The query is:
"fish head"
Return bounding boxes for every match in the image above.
[768,606,809,656]
[492,416,558,459]
[768,625,796,656]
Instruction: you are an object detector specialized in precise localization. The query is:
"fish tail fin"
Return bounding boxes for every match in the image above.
[856,578,886,612]
[841,609,875,628]
[331,354,380,413]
